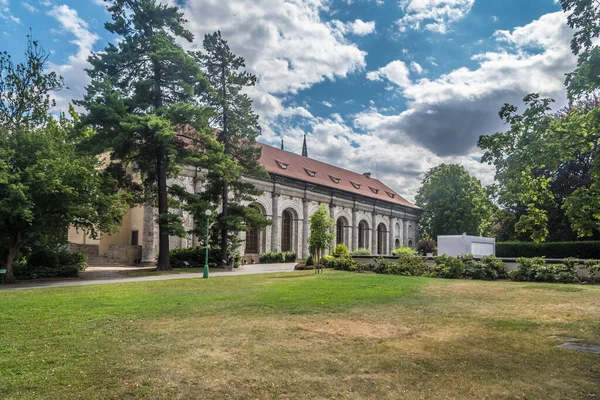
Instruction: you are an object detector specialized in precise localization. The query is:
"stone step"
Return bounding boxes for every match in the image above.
[86,256,128,267]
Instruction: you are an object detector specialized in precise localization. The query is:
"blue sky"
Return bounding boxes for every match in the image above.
[0,0,574,201]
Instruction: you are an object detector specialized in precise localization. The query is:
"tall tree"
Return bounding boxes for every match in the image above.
[0,39,128,283]
[308,205,334,263]
[78,0,217,270]
[416,164,493,240]
[194,31,266,268]
[479,94,600,241]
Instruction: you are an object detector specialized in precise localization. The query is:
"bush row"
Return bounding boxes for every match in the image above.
[509,257,600,284]
[14,248,88,279]
[259,251,297,263]
[169,247,241,268]
[496,241,600,259]
[372,254,506,280]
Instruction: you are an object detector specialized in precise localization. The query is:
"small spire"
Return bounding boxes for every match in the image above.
[281,138,284,150]
[302,134,308,157]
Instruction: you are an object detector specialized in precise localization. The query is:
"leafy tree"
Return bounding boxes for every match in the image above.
[308,205,334,263]
[479,94,600,241]
[415,164,493,240]
[78,0,220,270]
[559,0,600,98]
[0,38,127,283]
[0,35,62,130]
[193,31,266,267]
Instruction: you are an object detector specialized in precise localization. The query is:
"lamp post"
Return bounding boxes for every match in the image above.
[204,209,212,279]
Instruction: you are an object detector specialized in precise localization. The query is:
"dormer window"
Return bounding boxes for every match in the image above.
[369,187,380,194]
[329,175,341,184]
[386,191,395,199]
[275,160,289,170]
[350,181,361,189]
[304,168,317,177]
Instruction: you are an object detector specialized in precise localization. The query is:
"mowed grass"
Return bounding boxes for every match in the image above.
[1,272,599,399]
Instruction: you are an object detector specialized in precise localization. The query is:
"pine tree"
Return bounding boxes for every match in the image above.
[78,0,217,270]
[194,31,267,268]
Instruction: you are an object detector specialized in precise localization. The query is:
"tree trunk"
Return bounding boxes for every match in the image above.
[220,62,230,270]
[221,183,230,269]
[3,245,18,284]
[156,144,171,270]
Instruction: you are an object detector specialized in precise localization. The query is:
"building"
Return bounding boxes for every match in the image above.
[68,138,421,264]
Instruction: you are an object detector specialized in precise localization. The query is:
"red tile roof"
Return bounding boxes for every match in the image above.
[257,142,419,209]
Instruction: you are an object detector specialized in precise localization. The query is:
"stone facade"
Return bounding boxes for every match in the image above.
[140,165,421,264]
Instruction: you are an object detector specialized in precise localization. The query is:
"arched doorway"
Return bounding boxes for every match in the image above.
[377,223,387,255]
[281,209,294,253]
[358,220,369,250]
[336,217,348,247]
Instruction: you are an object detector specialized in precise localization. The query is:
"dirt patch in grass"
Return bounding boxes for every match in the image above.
[298,318,411,339]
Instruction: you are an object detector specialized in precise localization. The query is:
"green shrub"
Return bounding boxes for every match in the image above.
[332,243,349,257]
[482,255,507,279]
[373,255,428,276]
[350,248,371,256]
[459,254,506,280]
[430,255,465,279]
[509,257,579,284]
[417,239,436,255]
[169,247,241,268]
[329,256,359,271]
[497,241,600,259]
[15,248,87,279]
[306,255,314,266]
[258,252,296,264]
[392,246,415,256]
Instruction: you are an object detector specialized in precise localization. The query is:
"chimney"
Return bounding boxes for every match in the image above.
[363,172,372,179]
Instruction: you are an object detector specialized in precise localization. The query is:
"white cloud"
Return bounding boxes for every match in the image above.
[410,61,425,74]
[47,4,99,111]
[366,60,411,88]
[322,101,333,107]
[21,1,37,12]
[397,0,474,34]
[0,0,21,23]
[345,19,376,36]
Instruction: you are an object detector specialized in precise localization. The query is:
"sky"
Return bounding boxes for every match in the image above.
[0,0,576,202]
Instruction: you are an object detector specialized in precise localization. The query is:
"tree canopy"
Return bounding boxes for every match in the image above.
[308,205,335,262]
[415,164,493,240]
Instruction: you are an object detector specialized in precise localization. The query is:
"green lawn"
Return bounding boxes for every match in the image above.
[1,271,599,399]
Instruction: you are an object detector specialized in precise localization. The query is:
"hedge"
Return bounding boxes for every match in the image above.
[496,241,600,259]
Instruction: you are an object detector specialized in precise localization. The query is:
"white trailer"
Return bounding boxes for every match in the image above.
[437,234,495,257]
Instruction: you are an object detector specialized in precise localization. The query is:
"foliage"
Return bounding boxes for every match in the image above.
[509,257,579,284]
[373,256,428,276]
[328,256,360,272]
[308,205,334,262]
[192,31,268,268]
[294,263,314,270]
[417,239,437,255]
[78,0,228,270]
[0,43,128,283]
[392,246,415,256]
[429,255,466,279]
[496,241,600,259]
[559,0,600,98]
[350,248,371,256]
[169,246,241,268]
[416,164,493,240]
[305,255,315,266]
[460,254,506,280]
[478,94,600,242]
[0,35,62,131]
[14,248,87,279]
[332,243,349,257]
[259,252,296,264]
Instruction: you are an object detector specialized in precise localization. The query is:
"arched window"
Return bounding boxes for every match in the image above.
[395,239,400,249]
[358,220,369,250]
[377,223,387,255]
[245,206,260,255]
[408,224,414,248]
[281,209,293,252]
[336,217,348,246]
[395,222,401,238]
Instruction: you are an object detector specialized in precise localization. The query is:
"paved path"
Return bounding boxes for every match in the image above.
[0,263,297,291]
